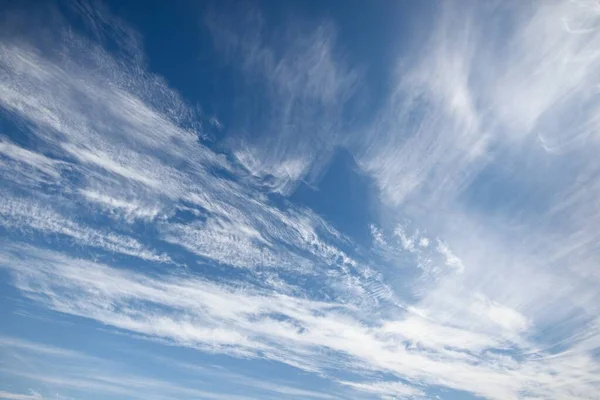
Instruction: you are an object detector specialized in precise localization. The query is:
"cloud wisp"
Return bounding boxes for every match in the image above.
[3,243,600,399]
[1,1,600,399]
[206,7,358,194]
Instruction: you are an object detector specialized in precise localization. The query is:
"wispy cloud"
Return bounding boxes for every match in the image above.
[357,1,600,208]
[0,1,373,298]
[0,336,86,359]
[3,243,599,399]
[206,7,357,194]
[339,380,424,399]
[1,335,340,400]
[4,369,255,400]
[1,1,600,399]
[0,196,170,262]
[0,139,62,180]
[355,2,600,396]
[0,391,43,400]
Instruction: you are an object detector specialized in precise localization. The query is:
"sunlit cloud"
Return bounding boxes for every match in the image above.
[1,0,599,399]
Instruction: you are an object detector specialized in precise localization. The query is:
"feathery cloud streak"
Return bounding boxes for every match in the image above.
[1,1,600,399]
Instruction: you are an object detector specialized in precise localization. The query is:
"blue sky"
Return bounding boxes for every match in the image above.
[1,0,600,399]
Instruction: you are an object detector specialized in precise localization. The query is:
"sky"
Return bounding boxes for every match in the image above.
[1,0,600,399]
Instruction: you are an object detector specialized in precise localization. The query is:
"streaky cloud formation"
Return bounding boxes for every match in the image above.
[205,6,358,194]
[0,391,43,400]
[1,0,599,399]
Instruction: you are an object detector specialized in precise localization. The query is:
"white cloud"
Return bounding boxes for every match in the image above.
[3,243,599,399]
[236,380,340,400]
[1,335,343,400]
[0,336,86,359]
[0,8,375,300]
[1,1,600,399]
[352,2,600,397]
[339,380,424,399]
[0,139,61,179]
[3,369,254,400]
[0,391,43,400]
[435,240,464,272]
[206,8,357,194]
[78,190,162,222]
[0,196,170,262]
[356,1,600,210]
